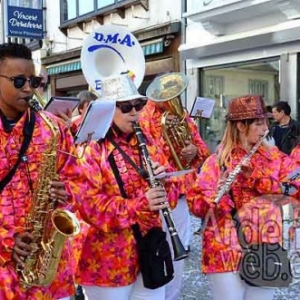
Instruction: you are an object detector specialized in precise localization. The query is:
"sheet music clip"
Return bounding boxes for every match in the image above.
[75,132,95,158]
[190,97,215,119]
[195,109,203,120]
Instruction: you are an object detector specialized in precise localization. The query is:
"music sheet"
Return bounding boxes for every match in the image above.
[44,97,79,115]
[74,99,116,144]
[190,97,216,118]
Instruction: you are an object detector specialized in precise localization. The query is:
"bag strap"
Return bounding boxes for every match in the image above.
[0,109,36,193]
[132,222,143,243]
[107,151,142,242]
[108,153,128,199]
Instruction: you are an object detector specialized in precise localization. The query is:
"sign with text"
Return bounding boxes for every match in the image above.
[6,5,44,39]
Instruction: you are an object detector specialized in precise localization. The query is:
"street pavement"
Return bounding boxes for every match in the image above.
[180,216,300,300]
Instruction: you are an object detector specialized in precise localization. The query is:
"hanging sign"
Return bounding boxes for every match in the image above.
[6,3,44,39]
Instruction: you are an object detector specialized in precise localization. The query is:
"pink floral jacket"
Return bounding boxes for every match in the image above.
[0,109,85,299]
[139,101,210,193]
[187,144,300,274]
[75,130,179,287]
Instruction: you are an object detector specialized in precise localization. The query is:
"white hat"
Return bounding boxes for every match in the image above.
[101,73,147,102]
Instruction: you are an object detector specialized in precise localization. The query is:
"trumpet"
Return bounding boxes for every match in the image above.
[133,122,188,261]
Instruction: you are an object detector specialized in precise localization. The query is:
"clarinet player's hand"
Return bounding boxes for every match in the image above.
[145,186,169,211]
[151,161,167,183]
[151,161,166,175]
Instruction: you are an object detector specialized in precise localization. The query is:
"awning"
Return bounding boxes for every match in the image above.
[141,38,164,56]
[47,59,81,75]
[180,25,300,61]
[145,57,174,76]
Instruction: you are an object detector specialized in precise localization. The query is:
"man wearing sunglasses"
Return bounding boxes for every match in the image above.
[140,73,210,300]
[74,73,180,300]
[0,43,87,299]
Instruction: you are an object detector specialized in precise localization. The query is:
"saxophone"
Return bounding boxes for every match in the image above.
[17,97,80,288]
[214,130,269,204]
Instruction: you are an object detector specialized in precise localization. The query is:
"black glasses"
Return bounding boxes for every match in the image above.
[0,74,43,89]
[116,100,147,114]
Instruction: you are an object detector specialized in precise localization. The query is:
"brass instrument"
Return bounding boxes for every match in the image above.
[17,96,80,288]
[133,122,188,261]
[146,73,192,170]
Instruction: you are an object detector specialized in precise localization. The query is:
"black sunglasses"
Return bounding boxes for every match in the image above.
[116,100,147,114]
[0,74,43,89]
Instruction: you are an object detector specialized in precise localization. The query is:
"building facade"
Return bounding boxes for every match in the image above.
[180,0,300,151]
[41,0,185,98]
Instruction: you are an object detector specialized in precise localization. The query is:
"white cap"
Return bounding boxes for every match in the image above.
[101,73,147,102]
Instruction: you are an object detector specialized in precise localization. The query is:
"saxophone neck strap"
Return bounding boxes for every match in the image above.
[0,109,36,193]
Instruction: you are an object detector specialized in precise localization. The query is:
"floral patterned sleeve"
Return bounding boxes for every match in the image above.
[75,141,179,232]
[186,154,231,219]
[55,122,87,212]
[186,115,210,168]
[245,148,298,195]
[0,229,15,266]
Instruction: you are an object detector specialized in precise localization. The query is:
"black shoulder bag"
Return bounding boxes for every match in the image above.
[0,110,35,193]
[107,141,174,289]
[231,196,292,288]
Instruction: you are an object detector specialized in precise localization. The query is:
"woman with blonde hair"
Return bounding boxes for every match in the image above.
[187,95,300,300]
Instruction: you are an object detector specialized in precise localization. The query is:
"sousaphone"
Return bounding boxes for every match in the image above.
[81,24,145,95]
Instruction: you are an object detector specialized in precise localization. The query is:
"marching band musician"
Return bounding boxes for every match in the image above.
[70,90,98,136]
[74,73,180,300]
[186,95,300,300]
[139,73,210,300]
[0,43,87,299]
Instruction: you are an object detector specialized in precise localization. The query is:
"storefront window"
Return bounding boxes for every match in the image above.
[199,58,280,152]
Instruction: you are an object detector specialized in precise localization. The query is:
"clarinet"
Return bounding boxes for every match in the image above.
[214,130,269,204]
[132,122,188,261]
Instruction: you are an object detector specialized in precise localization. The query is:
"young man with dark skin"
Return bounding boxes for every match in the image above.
[0,43,85,299]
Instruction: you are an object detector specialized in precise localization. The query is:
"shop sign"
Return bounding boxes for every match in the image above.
[6,4,44,39]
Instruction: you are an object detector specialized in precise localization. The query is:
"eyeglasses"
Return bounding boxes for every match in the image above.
[116,100,147,114]
[0,74,43,89]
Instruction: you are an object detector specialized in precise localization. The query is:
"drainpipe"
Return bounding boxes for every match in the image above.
[181,0,188,108]
[1,0,5,43]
